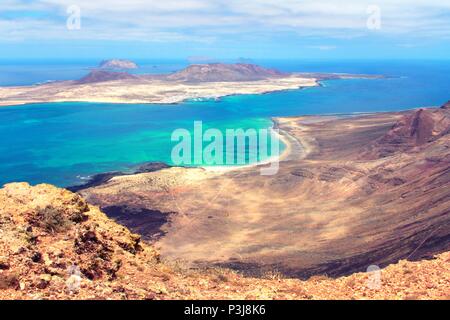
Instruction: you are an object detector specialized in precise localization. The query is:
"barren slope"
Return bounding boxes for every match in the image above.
[0,183,448,300]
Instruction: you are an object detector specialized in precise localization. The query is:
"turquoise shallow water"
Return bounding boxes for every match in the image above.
[0,102,278,186]
[0,60,449,187]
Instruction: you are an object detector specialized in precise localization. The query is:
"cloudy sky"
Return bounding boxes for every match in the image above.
[0,0,449,59]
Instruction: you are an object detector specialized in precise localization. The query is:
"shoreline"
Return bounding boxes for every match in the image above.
[64,108,418,191]
[67,162,171,192]
[68,124,298,191]
[200,120,303,173]
[0,84,312,108]
[77,105,450,279]
[0,75,319,107]
[50,107,435,192]
[0,72,385,108]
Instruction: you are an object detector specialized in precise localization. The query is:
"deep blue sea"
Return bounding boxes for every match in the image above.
[0,59,449,187]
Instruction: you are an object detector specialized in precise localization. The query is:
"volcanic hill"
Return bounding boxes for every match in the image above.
[77,70,139,84]
[163,63,287,82]
[99,59,138,70]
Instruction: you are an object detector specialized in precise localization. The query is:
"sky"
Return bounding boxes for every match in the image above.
[0,0,449,60]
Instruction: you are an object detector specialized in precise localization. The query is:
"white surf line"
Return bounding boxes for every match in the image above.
[200,119,309,173]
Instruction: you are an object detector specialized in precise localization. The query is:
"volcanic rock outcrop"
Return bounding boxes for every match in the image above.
[362,105,450,158]
[0,183,148,289]
[77,70,139,84]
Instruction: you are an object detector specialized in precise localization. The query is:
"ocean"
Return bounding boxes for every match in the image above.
[0,59,449,187]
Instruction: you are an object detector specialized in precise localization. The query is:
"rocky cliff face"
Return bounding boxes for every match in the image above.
[362,106,450,159]
[0,183,155,299]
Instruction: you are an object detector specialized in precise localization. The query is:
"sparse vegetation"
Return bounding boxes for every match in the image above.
[36,206,71,233]
[0,272,19,290]
[308,274,330,282]
[262,270,285,281]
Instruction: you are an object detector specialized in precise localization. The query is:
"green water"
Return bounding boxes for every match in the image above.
[0,101,280,186]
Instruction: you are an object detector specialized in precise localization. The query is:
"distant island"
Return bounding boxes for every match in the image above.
[78,70,139,84]
[0,62,381,107]
[98,59,138,70]
[164,63,287,82]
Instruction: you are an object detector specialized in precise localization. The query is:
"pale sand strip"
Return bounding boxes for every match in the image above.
[200,120,307,173]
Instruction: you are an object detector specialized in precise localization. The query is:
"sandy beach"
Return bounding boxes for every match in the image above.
[200,121,307,173]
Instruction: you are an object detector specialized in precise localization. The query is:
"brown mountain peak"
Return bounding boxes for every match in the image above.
[77,70,139,84]
[384,108,449,146]
[165,63,287,82]
[361,106,450,159]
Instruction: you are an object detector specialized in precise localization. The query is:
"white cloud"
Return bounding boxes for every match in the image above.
[306,45,337,51]
[0,0,449,42]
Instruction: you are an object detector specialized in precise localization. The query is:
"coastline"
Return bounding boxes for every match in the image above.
[67,162,171,192]
[68,108,410,191]
[77,106,450,279]
[42,108,432,191]
[0,72,385,108]
[200,120,304,173]
[68,122,299,191]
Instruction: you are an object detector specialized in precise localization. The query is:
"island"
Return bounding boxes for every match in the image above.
[98,59,138,70]
[0,62,380,107]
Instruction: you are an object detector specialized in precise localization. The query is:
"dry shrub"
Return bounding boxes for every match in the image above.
[263,270,285,280]
[36,206,71,233]
[308,274,330,282]
[0,272,19,290]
